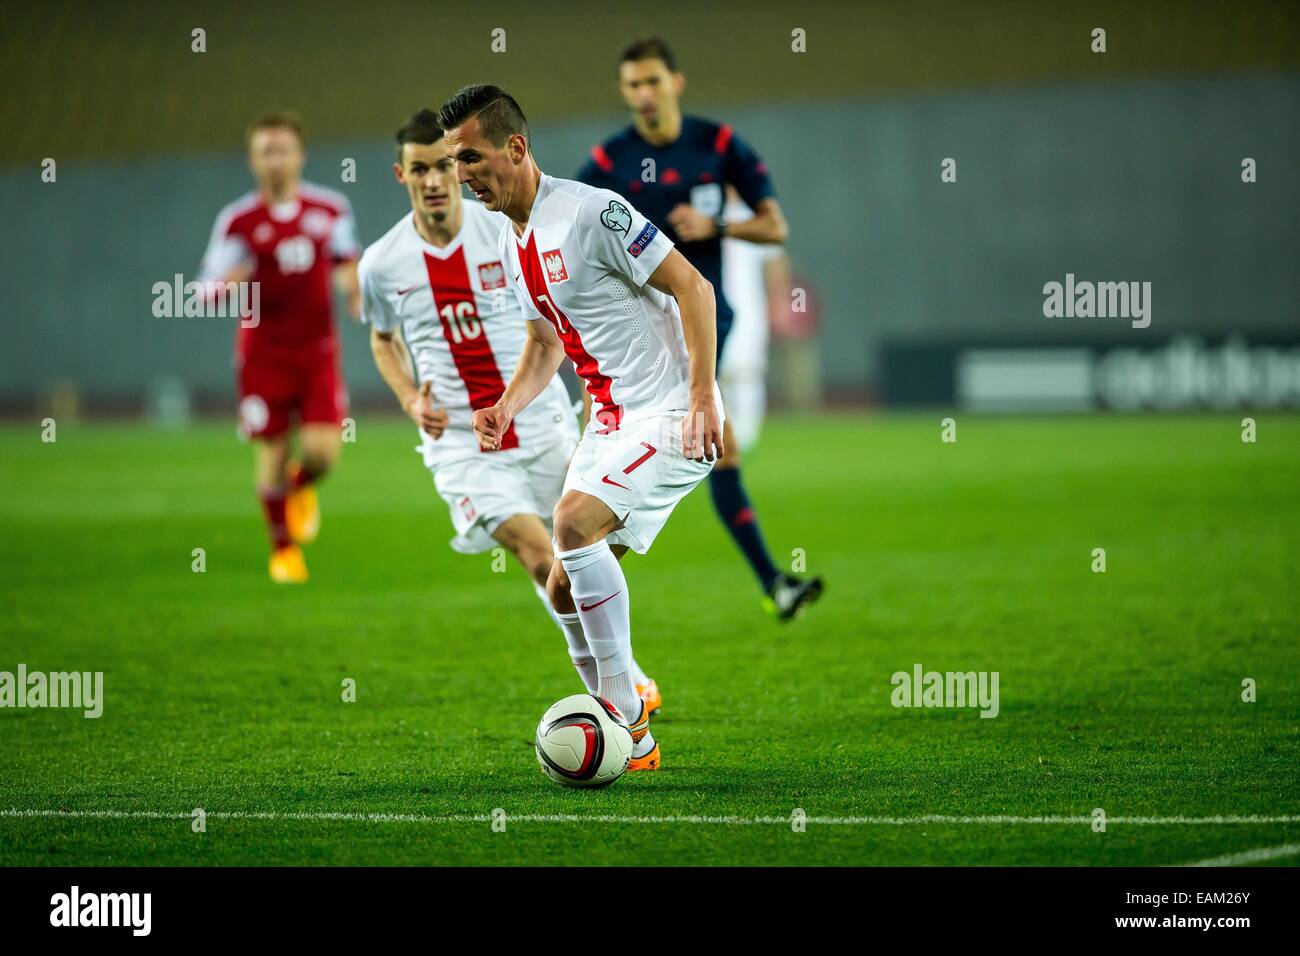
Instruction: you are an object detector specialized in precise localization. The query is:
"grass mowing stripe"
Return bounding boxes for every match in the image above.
[1180,843,1300,867]
[5,809,1300,827]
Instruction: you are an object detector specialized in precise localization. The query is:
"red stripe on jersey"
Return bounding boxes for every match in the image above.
[713,124,733,155]
[590,144,614,173]
[422,246,519,451]
[516,233,623,434]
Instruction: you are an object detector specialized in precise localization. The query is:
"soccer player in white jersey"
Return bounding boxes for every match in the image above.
[720,187,788,452]
[361,109,657,703]
[439,85,726,772]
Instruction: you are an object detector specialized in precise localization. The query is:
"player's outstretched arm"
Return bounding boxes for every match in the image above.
[196,213,254,299]
[725,198,788,245]
[472,318,566,451]
[370,327,449,438]
[667,198,788,245]
[334,262,362,320]
[647,249,724,462]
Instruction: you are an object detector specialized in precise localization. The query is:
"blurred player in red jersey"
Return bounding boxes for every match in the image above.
[198,113,361,583]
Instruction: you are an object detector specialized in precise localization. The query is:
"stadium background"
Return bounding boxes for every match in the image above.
[2,0,1297,415]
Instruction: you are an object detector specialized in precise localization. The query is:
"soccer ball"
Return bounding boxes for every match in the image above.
[535,693,634,787]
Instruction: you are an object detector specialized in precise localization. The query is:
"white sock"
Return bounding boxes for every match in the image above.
[558,540,639,720]
[605,671,655,757]
[560,613,599,693]
[533,582,598,693]
[629,658,650,686]
[601,670,648,739]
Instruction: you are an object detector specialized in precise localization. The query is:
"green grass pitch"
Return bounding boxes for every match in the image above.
[1,412,1297,866]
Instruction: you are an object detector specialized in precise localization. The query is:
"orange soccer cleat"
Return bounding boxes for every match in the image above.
[285,466,320,545]
[627,741,661,772]
[636,678,662,717]
[625,704,661,772]
[269,545,309,584]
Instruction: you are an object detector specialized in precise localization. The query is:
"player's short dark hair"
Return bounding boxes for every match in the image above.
[246,111,305,147]
[394,108,445,161]
[436,85,530,148]
[619,36,677,73]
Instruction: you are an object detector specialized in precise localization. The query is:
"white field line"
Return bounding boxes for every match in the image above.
[3,809,1300,827]
[1179,843,1300,867]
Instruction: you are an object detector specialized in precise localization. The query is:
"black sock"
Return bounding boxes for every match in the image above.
[708,467,781,592]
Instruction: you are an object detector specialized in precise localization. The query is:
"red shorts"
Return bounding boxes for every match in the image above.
[235,344,347,440]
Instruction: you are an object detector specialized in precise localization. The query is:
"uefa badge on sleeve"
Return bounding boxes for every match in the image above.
[627,222,658,258]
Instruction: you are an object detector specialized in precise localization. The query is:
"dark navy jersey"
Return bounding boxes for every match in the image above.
[576,115,775,331]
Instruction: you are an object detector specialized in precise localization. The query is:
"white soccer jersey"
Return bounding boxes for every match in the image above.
[501,174,719,434]
[360,201,574,463]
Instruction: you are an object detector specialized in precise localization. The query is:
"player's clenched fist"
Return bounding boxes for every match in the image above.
[682,399,724,462]
[472,402,514,451]
[406,381,450,439]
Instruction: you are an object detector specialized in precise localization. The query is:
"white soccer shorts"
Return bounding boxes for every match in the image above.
[421,435,576,554]
[562,412,717,554]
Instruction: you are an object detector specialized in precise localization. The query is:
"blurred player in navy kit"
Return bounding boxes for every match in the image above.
[578,37,823,620]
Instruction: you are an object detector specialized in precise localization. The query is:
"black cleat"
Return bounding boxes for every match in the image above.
[764,574,824,622]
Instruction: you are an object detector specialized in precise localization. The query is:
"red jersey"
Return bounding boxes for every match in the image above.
[200,182,360,357]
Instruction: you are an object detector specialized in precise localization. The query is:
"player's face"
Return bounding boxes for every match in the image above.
[443,117,520,213]
[247,127,304,194]
[395,139,460,222]
[618,58,683,130]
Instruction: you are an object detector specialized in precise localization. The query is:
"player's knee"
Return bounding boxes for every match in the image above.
[299,427,341,475]
[494,517,554,586]
[552,499,594,552]
[256,442,291,489]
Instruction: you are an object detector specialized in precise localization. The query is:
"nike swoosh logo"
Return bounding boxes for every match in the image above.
[601,474,630,490]
[396,285,420,296]
[579,592,621,612]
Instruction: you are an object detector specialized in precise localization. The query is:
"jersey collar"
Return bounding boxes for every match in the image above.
[268,199,301,222]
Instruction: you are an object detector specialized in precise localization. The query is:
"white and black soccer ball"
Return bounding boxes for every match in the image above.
[535,694,634,787]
